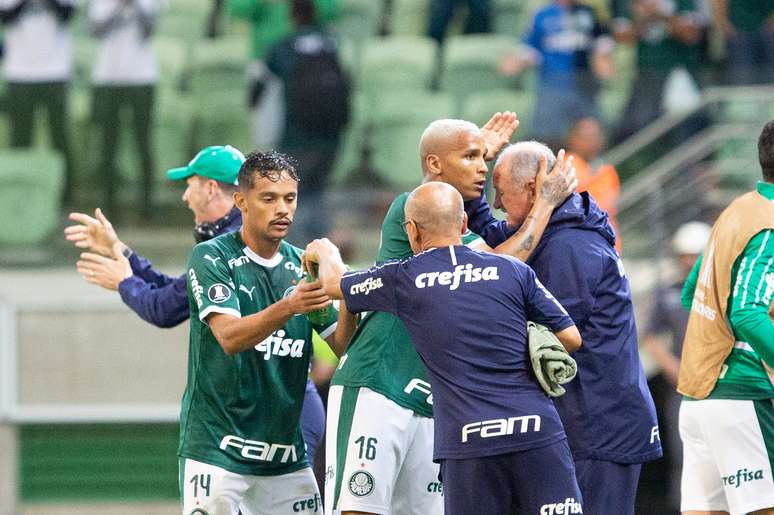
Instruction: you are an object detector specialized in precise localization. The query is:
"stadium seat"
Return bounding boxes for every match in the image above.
[0,149,64,246]
[360,36,437,102]
[189,36,248,102]
[332,93,370,185]
[370,91,455,190]
[157,0,210,40]
[391,0,431,36]
[191,90,251,162]
[440,34,518,113]
[153,36,190,93]
[330,0,382,42]
[461,88,534,135]
[493,0,543,35]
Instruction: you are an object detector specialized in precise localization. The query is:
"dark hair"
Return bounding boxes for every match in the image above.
[292,0,316,26]
[238,150,299,191]
[760,120,774,182]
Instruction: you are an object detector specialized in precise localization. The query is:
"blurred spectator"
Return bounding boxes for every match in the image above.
[499,0,614,148]
[267,0,350,245]
[227,0,337,149]
[641,221,710,514]
[566,116,622,252]
[0,0,76,203]
[711,0,774,85]
[612,0,704,142]
[89,0,161,220]
[428,0,491,44]
[206,0,223,38]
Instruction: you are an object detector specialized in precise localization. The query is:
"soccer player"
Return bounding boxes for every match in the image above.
[678,120,774,515]
[323,113,578,515]
[180,151,356,514]
[466,141,662,515]
[305,182,584,515]
[65,145,328,466]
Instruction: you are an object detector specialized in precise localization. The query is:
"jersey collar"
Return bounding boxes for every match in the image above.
[756,180,774,201]
[242,245,283,268]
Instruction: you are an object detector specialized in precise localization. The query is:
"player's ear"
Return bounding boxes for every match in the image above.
[234,190,247,213]
[461,213,469,235]
[425,154,442,177]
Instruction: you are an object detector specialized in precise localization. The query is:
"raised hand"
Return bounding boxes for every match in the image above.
[65,208,124,257]
[76,242,133,291]
[480,111,519,161]
[536,149,578,207]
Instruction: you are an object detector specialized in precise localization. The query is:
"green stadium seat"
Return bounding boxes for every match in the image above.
[0,149,64,246]
[189,36,248,101]
[191,91,251,161]
[360,36,437,102]
[153,36,190,93]
[599,84,630,127]
[332,93,370,185]
[370,91,455,190]
[157,0,210,39]
[391,0,430,36]
[330,0,382,42]
[461,88,534,135]
[493,0,543,35]
[441,34,518,113]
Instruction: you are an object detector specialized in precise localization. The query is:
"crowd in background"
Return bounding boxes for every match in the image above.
[0,1,772,513]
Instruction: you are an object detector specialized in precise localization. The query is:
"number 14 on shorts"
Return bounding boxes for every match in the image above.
[190,473,212,498]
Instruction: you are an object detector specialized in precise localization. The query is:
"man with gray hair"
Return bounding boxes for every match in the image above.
[305,181,584,515]
[324,114,579,515]
[466,141,662,515]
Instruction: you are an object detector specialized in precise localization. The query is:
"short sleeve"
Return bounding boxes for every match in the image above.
[523,266,575,332]
[186,244,241,322]
[341,262,401,315]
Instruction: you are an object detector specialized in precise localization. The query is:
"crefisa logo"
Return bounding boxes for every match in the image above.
[722,468,764,488]
[540,498,582,514]
[415,263,499,291]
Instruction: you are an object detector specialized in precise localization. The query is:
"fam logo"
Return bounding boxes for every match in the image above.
[189,269,204,308]
[461,415,541,443]
[348,471,375,497]
[255,329,305,361]
[415,263,499,291]
[208,284,231,303]
[540,498,582,514]
[292,493,322,513]
[722,468,764,488]
[349,277,383,296]
[219,435,297,463]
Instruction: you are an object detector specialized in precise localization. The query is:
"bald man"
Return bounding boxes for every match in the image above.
[305,182,584,515]
[322,113,577,515]
[467,141,662,515]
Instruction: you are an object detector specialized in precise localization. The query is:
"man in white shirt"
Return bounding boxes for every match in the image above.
[0,0,76,202]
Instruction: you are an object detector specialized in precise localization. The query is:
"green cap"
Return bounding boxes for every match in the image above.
[166,145,245,185]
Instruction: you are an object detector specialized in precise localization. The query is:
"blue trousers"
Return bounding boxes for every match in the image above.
[301,378,325,466]
[574,459,642,515]
[440,439,582,515]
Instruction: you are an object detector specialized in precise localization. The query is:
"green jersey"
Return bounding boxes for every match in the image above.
[331,192,483,417]
[682,181,774,400]
[179,231,336,476]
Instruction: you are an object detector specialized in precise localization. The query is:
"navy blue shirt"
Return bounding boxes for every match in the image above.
[117,207,242,328]
[341,245,574,461]
[466,192,663,464]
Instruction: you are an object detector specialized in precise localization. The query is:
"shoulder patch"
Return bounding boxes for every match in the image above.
[208,284,231,303]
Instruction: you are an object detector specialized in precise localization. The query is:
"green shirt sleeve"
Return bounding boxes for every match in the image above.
[681,254,702,310]
[376,193,413,263]
[729,230,774,367]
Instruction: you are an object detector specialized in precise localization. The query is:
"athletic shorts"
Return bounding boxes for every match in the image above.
[439,439,582,515]
[574,459,641,515]
[179,458,320,515]
[680,398,774,514]
[324,385,443,515]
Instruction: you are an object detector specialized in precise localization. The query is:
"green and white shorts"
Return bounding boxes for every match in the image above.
[325,385,443,515]
[680,398,774,514]
[179,458,320,515]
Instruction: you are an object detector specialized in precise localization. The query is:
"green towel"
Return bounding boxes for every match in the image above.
[528,322,577,397]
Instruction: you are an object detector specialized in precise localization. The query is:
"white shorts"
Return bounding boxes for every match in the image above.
[680,398,774,514]
[180,458,320,515]
[324,385,443,515]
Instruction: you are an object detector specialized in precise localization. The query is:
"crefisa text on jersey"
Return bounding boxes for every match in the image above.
[255,330,305,360]
[415,263,499,291]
